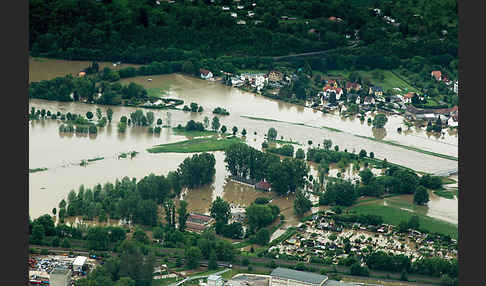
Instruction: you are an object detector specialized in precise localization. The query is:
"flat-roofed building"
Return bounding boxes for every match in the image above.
[270,268,328,286]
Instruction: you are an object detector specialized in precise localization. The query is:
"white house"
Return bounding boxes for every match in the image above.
[231,77,244,86]
[237,5,244,9]
[323,86,343,100]
[200,69,213,80]
[237,20,246,25]
[222,6,230,11]
[231,12,237,18]
[448,113,458,127]
[248,11,255,17]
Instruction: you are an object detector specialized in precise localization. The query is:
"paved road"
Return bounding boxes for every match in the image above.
[169,269,231,286]
[272,44,358,61]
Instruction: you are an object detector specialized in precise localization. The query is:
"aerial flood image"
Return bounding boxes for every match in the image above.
[28,1,458,286]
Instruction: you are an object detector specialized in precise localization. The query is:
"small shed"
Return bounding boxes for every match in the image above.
[73,256,87,272]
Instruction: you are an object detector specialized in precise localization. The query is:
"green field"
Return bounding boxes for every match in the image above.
[152,277,179,286]
[349,202,458,239]
[147,137,241,153]
[172,128,218,138]
[322,69,420,93]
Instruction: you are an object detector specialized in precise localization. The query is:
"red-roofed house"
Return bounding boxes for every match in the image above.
[186,221,208,233]
[326,79,338,88]
[431,70,442,81]
[200,69,213,80]
[345,82,362,93]
[403,92,415,103]
[255,181,271,191]
[323,85,343,100]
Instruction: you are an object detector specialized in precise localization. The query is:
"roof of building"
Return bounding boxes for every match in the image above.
[323,280,358,286]
[73,256,87,267]
[200,69,211,76]
[186,221,208,231]
[271,267,328,285]
[189,213,212,222]
[431,70,442,80]
[370,86,383,92]
[404,92,415,99]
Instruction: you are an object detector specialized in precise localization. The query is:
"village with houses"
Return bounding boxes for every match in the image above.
[268,211,457,267]
[198,66,459,131]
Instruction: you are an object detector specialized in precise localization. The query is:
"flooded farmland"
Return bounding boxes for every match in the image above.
[29,58,458,226]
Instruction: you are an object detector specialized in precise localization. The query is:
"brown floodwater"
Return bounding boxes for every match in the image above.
[29,56,140,83]
[29,59,458,224]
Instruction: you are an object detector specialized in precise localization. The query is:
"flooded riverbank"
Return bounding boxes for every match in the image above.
[29,58,458,226]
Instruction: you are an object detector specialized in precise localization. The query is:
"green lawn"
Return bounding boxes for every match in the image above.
[322,69,420,93]
[152,277,179,286]
[147,137,242,153]
[147,83,172,98]
[349,202,458,239]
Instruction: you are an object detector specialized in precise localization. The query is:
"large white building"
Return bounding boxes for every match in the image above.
[270,268,328,286]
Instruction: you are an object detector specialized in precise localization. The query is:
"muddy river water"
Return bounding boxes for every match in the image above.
[29,58,458,225]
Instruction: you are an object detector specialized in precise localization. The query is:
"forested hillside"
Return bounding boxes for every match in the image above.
[29,0,458,75]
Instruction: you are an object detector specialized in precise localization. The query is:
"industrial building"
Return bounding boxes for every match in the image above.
[270,268,357,286]
[270,268,328,286]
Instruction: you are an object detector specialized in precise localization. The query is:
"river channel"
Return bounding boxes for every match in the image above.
[29,58,458,225]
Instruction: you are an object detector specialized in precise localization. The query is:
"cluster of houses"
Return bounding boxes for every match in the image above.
[431,70,458,94]
[269,212,457,265]
[228,70,293,92]
[221,2,258,25]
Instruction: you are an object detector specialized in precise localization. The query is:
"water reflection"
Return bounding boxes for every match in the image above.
[372,127,387,140]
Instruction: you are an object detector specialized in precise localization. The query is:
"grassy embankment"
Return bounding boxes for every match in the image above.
[355,135,458,161]
[29,167,48,173]
[147,137,241,153]
[241,115,457,162]
[348,200,458,239]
